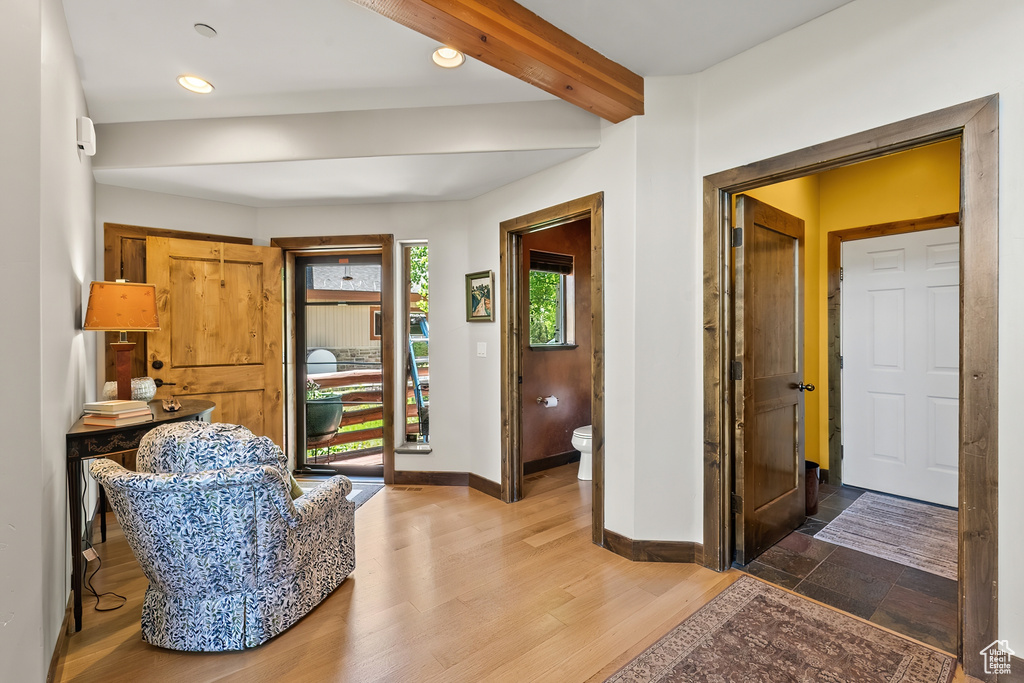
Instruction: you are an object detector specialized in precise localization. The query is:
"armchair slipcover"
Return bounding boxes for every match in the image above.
[89,422,355,651]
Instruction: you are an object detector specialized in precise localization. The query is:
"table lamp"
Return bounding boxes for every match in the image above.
[83,280,161,400]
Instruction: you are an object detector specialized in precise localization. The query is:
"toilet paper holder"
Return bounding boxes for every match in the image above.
[536,395,558,407]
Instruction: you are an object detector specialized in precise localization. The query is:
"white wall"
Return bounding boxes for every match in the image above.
[257,202,474,475]
[0,1,45,678]
[465,119,639,536]
[0,0,95,679]
[690,0,1024,649]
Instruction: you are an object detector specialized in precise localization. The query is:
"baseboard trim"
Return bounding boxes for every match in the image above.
[468,473,502,499]
[393,470,469,486]
[1002,656,1024,682]
[524,450,580,475]
[47,594,73,683]
[603,528,703,564]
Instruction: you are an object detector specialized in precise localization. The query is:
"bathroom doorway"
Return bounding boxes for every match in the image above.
[499,193,605,546]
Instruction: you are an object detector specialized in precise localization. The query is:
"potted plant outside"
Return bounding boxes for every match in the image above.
[305,379,344,440]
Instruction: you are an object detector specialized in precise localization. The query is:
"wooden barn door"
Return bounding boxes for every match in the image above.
[147,236,284,445]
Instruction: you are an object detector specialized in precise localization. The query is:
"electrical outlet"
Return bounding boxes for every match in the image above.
[83,547,98,562]
[477,342,487,357]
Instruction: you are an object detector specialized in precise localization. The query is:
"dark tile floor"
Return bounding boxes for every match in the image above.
[736,484,958,653]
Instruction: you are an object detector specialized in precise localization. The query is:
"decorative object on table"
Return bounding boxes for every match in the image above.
[305,379,344,441]
[606,575,954,683]
[465,269,494,322]
[83,280,160,400]
[89,422,355,651]
[81,399,153,427]
[102,376,157,402]
[161,398,182,412]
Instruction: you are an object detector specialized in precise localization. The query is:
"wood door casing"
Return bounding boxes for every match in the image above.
[147,236,284,446]
[102,223,252,387]
[733,195,806,565]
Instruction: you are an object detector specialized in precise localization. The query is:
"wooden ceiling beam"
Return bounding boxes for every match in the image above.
[350,0,644,123]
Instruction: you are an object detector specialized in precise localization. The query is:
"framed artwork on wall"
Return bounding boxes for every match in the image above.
[465,270,494,322]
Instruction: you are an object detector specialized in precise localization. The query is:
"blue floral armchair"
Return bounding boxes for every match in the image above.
[89,422,355,651]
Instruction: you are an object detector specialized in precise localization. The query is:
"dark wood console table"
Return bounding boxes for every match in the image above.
[66,399,215,632]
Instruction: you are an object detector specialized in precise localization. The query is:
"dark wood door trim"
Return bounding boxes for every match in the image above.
[499,193,605,546]
[703,96,998,678]
[271,235,396,485]
[825,212,961,486]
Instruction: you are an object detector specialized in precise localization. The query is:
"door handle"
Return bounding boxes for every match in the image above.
[796,382,815,392]
[153,378,177,387]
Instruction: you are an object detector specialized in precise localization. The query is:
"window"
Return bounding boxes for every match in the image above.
[529,250,575,347]
[402,244,430,447]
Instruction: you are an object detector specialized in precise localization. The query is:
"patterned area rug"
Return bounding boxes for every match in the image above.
[347,483,384,510]
[606,576,954,683]
[814,492,957,580]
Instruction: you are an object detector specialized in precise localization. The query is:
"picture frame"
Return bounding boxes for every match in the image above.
[465,270,495,322]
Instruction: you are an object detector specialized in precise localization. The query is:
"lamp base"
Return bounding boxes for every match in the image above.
[111,342,136,401]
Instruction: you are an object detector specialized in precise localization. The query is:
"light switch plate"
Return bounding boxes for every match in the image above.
[476,342,487,357]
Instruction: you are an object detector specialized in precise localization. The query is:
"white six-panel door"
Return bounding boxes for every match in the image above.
[841,227,959,507]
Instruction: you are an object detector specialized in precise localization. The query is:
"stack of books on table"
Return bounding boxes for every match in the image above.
[82,400,154,427]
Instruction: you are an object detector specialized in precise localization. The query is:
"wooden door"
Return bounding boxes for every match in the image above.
[103,223,253,386]
[733,195,807,565]
[842,227,959,506]
[147,237,284,446]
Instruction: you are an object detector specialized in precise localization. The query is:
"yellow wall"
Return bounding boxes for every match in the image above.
[740,138,960,468]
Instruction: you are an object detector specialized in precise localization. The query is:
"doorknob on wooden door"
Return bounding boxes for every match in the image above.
[153,378,176,387]
[796,382,815,392]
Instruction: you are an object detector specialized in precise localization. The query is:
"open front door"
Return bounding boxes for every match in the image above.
[733,195,807,565]
[147,237,284,446]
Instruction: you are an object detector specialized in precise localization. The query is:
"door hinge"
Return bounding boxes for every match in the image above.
[839,266,844,281]
[731,361,742,381]
[518,376,523,385]
[841,445,845,461]
[839,355,844,369]
[731,493,743,515]
[732,227,743,247]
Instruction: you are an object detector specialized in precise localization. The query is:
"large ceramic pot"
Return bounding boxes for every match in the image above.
[306,397,344,439]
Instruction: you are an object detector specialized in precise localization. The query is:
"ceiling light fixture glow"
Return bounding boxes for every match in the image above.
[432,46,465,68]
[177,74,214,94]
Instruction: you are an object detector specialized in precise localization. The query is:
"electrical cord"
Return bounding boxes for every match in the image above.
[80,468,127,612]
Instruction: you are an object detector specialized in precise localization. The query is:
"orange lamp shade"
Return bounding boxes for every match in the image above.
[83,281,160,331]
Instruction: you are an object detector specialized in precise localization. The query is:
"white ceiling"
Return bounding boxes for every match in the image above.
[514,0,855,77]
[63,0,856,207]
[62,0,551,124]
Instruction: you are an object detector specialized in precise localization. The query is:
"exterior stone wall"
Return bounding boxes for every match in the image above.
[320,346,381,365]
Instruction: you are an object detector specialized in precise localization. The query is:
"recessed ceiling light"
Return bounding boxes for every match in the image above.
[194,23,217,38]
[177,74,214,94]
[432,46,465,68]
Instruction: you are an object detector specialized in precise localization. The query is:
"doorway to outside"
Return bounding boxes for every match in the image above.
[294,250,386,479]
[702,96,998,675]
[499,193,605,546]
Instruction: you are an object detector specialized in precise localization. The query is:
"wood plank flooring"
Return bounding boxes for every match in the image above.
[59,465,733,682]
[58,464,977,682]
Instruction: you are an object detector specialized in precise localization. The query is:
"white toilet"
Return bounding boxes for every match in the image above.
[571,425,593,481]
